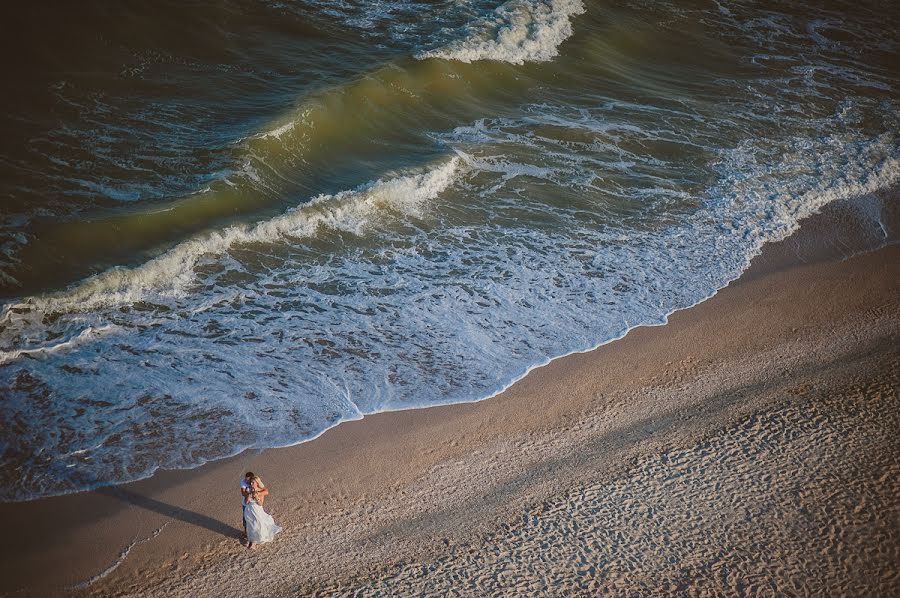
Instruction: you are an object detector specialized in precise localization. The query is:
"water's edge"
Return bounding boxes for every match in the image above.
[11,190,892,505]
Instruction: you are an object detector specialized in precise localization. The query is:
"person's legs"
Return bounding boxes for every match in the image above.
[244,504,257,548]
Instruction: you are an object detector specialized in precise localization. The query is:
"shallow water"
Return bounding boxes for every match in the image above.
[0,0,897,501]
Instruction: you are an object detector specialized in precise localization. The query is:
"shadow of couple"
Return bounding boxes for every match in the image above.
[95,486,242,539]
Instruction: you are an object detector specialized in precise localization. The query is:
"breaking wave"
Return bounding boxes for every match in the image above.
[417,0,585,64]
[1,158,462,322]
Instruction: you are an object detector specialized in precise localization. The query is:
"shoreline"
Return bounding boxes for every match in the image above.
[0,194,897,596]
[9,185,894,508]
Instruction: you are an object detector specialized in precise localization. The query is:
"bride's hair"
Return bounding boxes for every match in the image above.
[252,475,265,489]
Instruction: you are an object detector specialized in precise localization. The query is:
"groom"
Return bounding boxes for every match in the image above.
[240,471,254,540]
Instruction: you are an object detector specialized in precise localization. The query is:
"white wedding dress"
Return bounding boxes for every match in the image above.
[244,497,282,544]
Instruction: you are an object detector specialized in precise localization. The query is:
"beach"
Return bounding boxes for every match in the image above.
[0,196,896,596]
[0,1,898,595]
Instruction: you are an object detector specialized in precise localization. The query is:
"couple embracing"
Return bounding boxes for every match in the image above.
[241,471,282,548]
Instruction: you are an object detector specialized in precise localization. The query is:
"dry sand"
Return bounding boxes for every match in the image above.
[0,197,897,596]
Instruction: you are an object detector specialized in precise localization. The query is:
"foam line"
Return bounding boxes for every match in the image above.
[0,325,118,365]
[67,523,169,591]
[2,157,462,318]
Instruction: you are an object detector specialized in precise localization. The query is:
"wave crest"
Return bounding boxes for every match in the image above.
[417,0,585,65]
[1,157,462,319]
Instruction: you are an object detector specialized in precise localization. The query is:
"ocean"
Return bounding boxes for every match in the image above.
[0,0,896,501]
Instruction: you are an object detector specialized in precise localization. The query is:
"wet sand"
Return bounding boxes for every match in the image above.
[0,196,897,596]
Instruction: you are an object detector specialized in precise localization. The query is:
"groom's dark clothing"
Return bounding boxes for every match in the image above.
[240,477,251,535]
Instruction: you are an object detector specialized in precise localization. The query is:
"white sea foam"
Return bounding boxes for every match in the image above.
[417,0,585,65]
[0,325,118,365]
[260,121,295,139]
[1,157,462,319]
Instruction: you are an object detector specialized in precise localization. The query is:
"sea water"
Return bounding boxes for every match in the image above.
[0,0,897,501]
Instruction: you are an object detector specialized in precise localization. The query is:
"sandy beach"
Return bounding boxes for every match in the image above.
[0,196,897,596]
[1,2,898,596]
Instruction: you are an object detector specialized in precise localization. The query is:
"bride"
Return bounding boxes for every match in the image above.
[244,475,283,549]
